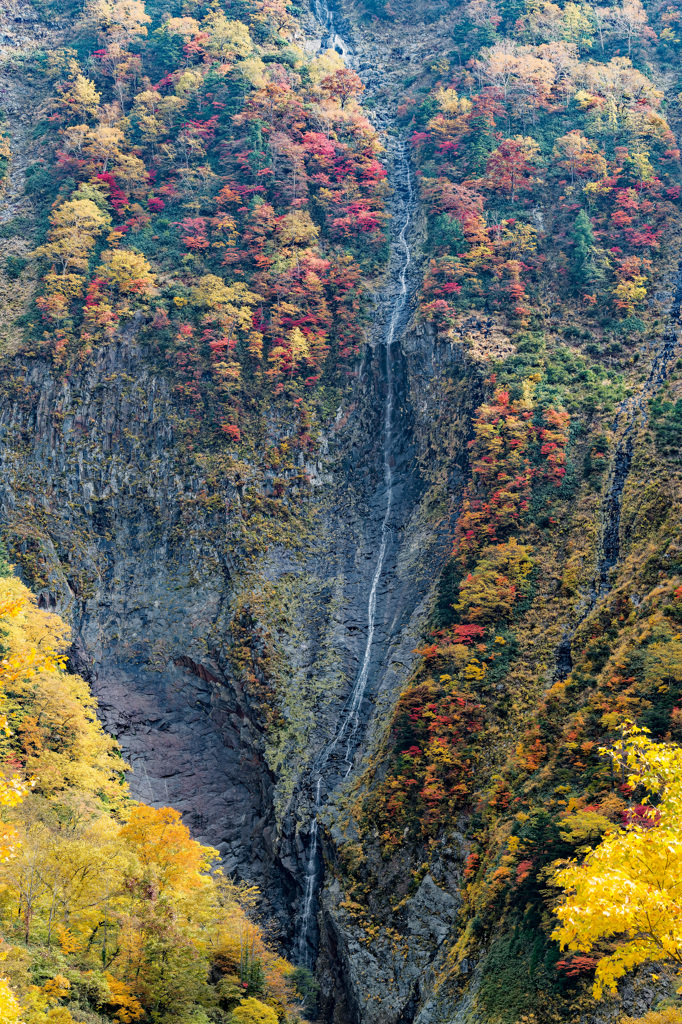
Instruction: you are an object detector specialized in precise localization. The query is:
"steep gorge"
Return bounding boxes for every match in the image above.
[0,4,474,1016]
[2,0,682,1020]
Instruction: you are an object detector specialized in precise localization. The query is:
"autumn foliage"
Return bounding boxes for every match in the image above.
[553,726,682,998]
[454,387,569,561]
[0,553,306,1023]
[408,23,680,333]
[366,677,485,853]
[25,0,389,458]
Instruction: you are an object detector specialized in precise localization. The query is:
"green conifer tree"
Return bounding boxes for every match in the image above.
[431,213,468,254]
[571,209,602,290]
[466,115,496,174]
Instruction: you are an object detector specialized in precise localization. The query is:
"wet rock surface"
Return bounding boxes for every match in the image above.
[0,147,473,1024]
[0,2,515,1022]
[1,2,681,1022]
[0,0,480,1016]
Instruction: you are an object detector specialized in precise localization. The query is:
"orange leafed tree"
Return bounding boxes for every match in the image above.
[320,68,365,109]
[485,136,541,202]
[119,805,217,890]
[553,130,607,183]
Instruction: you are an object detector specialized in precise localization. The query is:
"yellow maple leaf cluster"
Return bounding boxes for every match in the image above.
[0,557,303,1023]
[553,723,682,996]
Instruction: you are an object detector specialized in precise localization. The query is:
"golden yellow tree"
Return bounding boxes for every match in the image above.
[553,725,682,996]
[97,249,156,295]
[0,569,64,1021]
[119,805,217,891]
[33,183,111,286]
[0,570,126,806]
[0,976,23,1024]
[231,997,279,1024]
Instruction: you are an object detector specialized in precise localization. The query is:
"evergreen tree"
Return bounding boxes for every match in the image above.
[0,540,10,577]
[431,213,468,254]
[466,115,496,174]
[571,209,602,290]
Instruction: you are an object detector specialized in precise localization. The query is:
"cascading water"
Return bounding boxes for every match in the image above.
[313,0,350,56]
[294,132,415,962]
[292,0,418,966]
[297,778,322,963]
[325,142,414,775]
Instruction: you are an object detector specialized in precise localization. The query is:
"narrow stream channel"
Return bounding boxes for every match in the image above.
[294,1,416,963]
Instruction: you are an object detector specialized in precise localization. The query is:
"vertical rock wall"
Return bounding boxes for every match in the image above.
[0,2,485,1019]
[0,312,478,1006]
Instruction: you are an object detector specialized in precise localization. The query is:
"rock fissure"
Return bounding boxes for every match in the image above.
[293,132,417,966]
[553,260,682,681]
[0,5,470,1012]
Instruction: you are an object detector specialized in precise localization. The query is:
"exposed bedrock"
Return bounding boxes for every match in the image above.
[0,0,482,1016]
[0,290,475,1009]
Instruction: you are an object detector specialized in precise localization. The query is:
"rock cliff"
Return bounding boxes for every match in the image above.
[2,0,682,1021]
[0,13,477,1005]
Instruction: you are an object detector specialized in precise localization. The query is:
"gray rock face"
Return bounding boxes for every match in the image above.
[0,6,482,1023]
[0,315,475,1021]
[315,868,462,1024]
[0,339,283,887]
[314,830,470,1024]
[407,875,459,945]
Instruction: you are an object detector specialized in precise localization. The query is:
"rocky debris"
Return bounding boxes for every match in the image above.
[445,316,517,364]
[407,874,459,945]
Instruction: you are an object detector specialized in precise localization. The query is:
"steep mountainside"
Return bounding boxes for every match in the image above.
[2,0,682,1020]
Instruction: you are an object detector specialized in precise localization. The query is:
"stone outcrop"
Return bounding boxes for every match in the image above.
[0,260,478,1024]
[0,1,485,1020]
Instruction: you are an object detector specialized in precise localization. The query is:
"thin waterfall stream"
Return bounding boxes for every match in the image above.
[313,0,350,55]
[296,141,415,963]
[293,0,418,966]
[294,55,416,962]
[323,140,414,777]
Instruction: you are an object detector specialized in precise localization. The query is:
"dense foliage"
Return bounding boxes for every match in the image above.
[0,549,308,1023]
[5,0,682,1019]
[324,0,682,1019]
[10,0,388,459]
[553,725,682,998]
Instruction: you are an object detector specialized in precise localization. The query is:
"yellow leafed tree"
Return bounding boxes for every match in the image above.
[0,976,23,1023]
[553,724,682,996]
[231,996,279,1024]
[119,805,217,891]
[0,553,303,1022]
[33,183,111,284]
[0,568,126,808]
[97,248,156,295]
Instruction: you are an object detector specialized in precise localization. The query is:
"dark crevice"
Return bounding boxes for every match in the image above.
[553,261,682,679]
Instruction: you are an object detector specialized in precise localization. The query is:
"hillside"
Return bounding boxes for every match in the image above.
[0,547,309,1022]
[0,0,682,1020]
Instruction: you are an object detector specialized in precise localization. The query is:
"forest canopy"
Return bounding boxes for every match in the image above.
[0,547,308,1023]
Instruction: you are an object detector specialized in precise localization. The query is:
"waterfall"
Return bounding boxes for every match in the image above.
[313,0,351,55]
[324,141,414,775]
[296,777,322,962]
[294,138,415,962]
[292,0,417,965]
